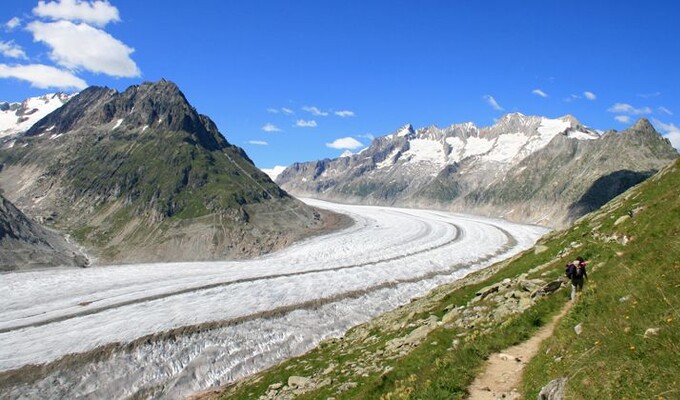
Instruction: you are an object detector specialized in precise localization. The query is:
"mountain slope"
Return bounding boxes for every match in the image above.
[278,114,677,227]
[0,194,88,271]
[211,155,680,400]
[0,80,347,264]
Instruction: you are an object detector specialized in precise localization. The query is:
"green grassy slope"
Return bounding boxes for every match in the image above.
[523,158,680,399]
[213,158,679,399]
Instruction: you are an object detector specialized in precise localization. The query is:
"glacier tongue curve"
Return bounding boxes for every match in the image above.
[0,199,549,399]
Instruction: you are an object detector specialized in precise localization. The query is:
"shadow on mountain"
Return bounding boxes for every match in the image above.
[567,169,653,220]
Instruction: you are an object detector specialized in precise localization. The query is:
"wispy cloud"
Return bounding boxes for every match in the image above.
[564,94,580,102]
[607,103,652,115]
[637,91,661,99]
[267,107,294,115]
[326,137,363,150]
[247,140,268,145]
[652,118,680,150]
[0,63,87,89]
[33,0,121,27]
[483,95,504,111]
[583,91,597,101]
[334,110,355,117]
[532,89,548,98]
[659,106,673,116]
[0,41,27,59]
[614,115,631,124]
[295,119,317,128]
[357,133,374,141]
[262,123,281,132]
[5,17,21,31]
[302,106,328,116]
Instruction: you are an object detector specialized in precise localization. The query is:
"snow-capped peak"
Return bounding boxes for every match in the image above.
[0,92,75,138]
[396,124,415,137]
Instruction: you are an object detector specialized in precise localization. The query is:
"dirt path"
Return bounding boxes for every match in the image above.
[467,301,573,400]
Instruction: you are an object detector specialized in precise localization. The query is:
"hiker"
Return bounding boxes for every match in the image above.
[565,256,587,301]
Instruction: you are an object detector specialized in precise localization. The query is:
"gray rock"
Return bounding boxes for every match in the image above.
[538,377,567,400]
[574,323,583,335]
[287,375,311,388]
[476,283,501,299]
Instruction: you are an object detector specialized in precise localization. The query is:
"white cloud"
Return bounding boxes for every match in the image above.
[262,123,281,132]
[295,119,317,128]
[302,106,328,116]
[326,137,363,150]
[248,140,268,145]
[532,89,548,98]
[281,107,293,115]
[652,118,680,150]
[33,0,120,27]
[607,103,652,115]
[334,110,355,117]
[266,108,279,114]
[614,115,631,124]
[659,106,673,116]
[6,17,21,31]
[483,95,504,111]
[0,41,27,59]
[583,91,597,101]
[358,133,374,141]
[27,20,140,77]
[0,63,87,89]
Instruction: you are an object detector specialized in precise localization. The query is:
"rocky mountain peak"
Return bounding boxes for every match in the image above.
[558,114,581,127]
[23,79,228,151]
[630,118,656,133]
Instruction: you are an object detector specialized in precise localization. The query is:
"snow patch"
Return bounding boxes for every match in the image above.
[463,136,494,158]
[568,129,599,140]
[112,118,124,130]
[403,138,444,165]
[261,166,287,180]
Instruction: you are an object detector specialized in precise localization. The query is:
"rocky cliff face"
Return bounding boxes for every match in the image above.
[0,80,345,264]
[277,114,677,227]
[0,194,87,271]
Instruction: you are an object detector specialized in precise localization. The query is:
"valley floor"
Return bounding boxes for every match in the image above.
[0,199,548,399]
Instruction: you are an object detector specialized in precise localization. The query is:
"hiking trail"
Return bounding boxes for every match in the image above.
[467,301,573,399]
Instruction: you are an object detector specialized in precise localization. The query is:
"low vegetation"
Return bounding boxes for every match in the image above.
[212,158,679,399]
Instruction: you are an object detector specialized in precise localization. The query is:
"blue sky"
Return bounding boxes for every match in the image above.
[1,1,679,170]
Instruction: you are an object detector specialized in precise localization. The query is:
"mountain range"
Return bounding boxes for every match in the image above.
[0,80,347,266]
[277,114,678,227]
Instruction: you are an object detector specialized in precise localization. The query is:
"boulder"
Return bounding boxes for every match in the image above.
[288,375,311,388]
[538,377,567,400]
[476,283,501,299]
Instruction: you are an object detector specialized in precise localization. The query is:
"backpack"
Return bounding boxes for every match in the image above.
[573,263,585,279]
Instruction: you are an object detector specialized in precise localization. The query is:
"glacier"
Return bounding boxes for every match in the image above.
[0,199,549,399]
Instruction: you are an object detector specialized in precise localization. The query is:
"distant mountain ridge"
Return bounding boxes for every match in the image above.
[0,80,346,264]
[277,114,677,227]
